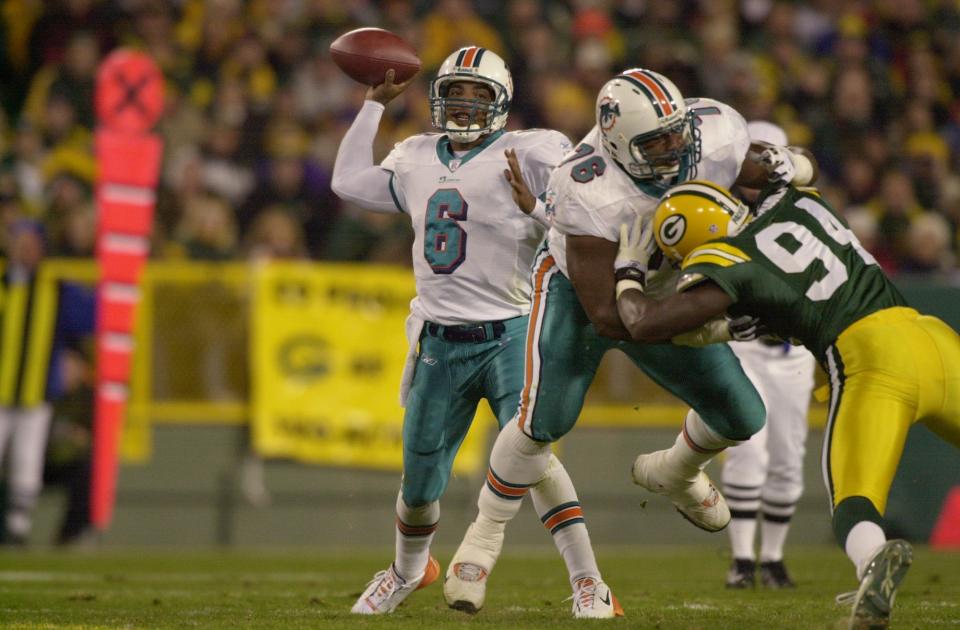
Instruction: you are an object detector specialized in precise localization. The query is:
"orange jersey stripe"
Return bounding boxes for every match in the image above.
[486,469,528,497]
[518,254,555,431]
[543,505,584,531]
[461,46,478,68]
[627,71,674,116]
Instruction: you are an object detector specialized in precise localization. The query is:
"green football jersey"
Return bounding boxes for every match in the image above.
[677,187,907,360]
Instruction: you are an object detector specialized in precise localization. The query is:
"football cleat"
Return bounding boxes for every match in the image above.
[350,555,440,615]
[759,560,796,589]
[444,522,504,614]
[569,577,625,619]
[444,562,488,614]
[838,539,912,629]
[725,558,756,589]
[631,450,731,532]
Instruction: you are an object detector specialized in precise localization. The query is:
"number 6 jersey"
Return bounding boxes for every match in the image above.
[383,127,571,324]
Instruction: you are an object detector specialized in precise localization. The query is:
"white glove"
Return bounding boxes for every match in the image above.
[758,144,815,186]
[615,215,659,296]
[758,144,796,185]
[727,314,768,341]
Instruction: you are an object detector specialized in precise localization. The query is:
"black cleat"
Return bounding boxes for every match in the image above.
[725,558,756,589]
[760,560,796,589]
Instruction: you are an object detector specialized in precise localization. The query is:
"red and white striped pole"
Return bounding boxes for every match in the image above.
[92,49,164,529]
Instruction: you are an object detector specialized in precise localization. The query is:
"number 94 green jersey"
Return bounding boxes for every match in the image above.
[677,187,907,361]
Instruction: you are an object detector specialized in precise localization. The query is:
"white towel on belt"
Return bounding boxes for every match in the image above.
[399,310,425,407]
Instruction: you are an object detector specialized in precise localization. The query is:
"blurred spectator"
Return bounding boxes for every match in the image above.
[243,205,309,261]
[239,128,337,259]
[43,345,95,546]
[172,193,239,261]
[869,168,927,262]
[419,0,506,71]
[0,0,956,274]
[0,219,95,545]
[900,212,955,274]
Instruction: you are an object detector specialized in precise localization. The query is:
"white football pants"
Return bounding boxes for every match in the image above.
[0,404,53,538]
[723,341,816,515]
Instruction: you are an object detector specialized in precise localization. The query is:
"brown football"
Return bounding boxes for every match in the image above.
[329,28,421,86]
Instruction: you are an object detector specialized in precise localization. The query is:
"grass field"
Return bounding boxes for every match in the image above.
[1,545,957,629]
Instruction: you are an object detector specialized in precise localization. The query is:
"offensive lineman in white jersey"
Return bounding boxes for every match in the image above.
[723,121,817,590]
[331,47,621,618]
[446,68,819,602]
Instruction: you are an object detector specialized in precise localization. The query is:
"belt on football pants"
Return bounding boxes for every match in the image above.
[425,320,506,343]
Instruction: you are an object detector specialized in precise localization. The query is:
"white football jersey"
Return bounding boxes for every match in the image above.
[383,129,572,324]
[546,98,750,296]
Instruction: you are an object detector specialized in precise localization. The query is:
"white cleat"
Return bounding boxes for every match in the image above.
[444,561,489,614]
[443,522,503,614]
[351,556,439,615]
[632,450,730,532]
[569,577,624,619]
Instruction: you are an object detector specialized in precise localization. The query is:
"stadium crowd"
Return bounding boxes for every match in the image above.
[0,0,959,274]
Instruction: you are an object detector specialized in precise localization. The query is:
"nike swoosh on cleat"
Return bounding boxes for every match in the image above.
[600,592,611,606]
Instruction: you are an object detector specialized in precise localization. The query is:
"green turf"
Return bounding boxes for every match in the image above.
[0,545,957,628]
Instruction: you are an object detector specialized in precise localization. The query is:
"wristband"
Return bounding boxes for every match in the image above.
[614,266,646,284]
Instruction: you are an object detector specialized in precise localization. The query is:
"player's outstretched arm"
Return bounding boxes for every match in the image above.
[616,281,731,344]
[612,218,732,343]
[331,70,412,212]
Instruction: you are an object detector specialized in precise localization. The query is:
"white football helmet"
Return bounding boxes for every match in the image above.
[596,68,701,191]
[430,47,513,143]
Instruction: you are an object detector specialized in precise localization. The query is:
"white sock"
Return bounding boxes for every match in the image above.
[665,411,740,478]
[394,494,439,581]
[728,517,757,561]
[759,519,790,563]
[477,421,551,523]
[845,521,886,580]
[530,454,600,585]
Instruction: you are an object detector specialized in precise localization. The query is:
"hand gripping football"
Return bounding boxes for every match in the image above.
[329,28,421,86]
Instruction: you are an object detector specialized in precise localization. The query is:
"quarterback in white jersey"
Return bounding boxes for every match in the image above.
[331,47,620,619]
[450,69,818,596]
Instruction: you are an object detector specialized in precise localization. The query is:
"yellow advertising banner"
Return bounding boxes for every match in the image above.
[250,262,490,473]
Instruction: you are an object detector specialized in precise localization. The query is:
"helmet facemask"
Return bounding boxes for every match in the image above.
[430,75,510,143]
[625,112,701,190]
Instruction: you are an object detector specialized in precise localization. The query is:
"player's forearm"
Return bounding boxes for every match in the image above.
[615,289,676,343]
[331,101,397,212]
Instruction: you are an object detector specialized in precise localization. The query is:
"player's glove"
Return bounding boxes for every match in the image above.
[727,314,768,341]
[615,215,658,297]
[758,144,815,187]
[758,144,796,185]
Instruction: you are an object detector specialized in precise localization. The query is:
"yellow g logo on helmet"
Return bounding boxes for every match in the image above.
[653,180,749,262]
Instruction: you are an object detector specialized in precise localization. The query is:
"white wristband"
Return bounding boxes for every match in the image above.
[616,279,644,299]
[788,149,814,186]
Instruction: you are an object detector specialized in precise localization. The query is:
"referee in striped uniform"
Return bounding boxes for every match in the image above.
[1,220,94,545]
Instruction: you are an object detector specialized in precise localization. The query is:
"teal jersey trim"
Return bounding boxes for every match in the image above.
[435,130,505,170]
[387,172,405,213]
